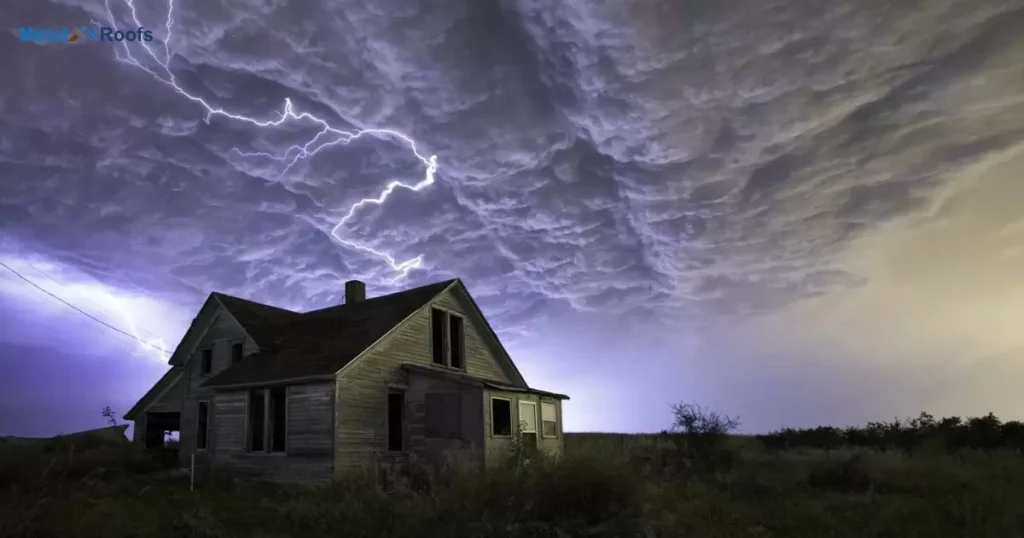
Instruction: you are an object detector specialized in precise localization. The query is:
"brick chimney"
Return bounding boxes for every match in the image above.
[345,280,366,304]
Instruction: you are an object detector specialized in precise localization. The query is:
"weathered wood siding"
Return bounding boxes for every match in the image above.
[178,309,259,470]
[149,370,186,412]
[482,389,564,462]
[406,370,485,466]
[212,382,334,484]
[130,368,186,445]
[333,287,517,473]
[432,290,520,383]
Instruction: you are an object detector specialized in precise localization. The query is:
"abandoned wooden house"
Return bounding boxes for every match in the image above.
[123,278,568,483]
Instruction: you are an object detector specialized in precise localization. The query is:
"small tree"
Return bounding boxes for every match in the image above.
[669,402,740,472]
[101,406,118,427]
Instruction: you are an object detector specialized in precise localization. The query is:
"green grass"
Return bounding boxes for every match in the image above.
[2,432,1023,537]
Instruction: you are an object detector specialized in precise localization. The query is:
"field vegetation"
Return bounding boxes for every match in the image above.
[2,404,1022,537]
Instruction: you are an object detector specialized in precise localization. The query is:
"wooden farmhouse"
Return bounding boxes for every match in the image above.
[123,279,568,483]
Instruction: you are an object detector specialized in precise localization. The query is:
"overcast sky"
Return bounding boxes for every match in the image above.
[2,0,1023,436]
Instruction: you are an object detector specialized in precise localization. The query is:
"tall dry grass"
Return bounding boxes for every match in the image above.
[1,430,1023,537]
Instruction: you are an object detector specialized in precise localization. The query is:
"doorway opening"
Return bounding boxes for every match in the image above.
[387,390,405,452]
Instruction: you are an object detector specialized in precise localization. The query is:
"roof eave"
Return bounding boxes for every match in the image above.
[201,374,336,391]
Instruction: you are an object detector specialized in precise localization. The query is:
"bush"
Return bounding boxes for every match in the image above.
[758,412,1024,454]
[669,402,741,473]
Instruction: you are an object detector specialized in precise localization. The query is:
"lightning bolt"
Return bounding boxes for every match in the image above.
[102,0,438,285]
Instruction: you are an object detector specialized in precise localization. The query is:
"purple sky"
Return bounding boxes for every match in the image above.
[2,0,1024,437]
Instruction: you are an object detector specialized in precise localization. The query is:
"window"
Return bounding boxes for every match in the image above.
[268,387,286,452]
[231,342,244,363]
[196,401,209,450]
[425,393,462,439]
[541,402,558,437]
[491,397,512,436]
[387,390,405,451]
[248,390,265,452]
[518,401,537,433]
[200,348,212,375]
[247,387,287,453]
[430,308,465,369]
[431,308,446,365]
[449,315,464,369]
[518,401,539,456]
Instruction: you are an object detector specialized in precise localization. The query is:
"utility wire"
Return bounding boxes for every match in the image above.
[0,260,171,354]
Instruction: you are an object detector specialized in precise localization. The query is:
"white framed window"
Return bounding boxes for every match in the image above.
[541,402,558,438]
[518,401,537,434]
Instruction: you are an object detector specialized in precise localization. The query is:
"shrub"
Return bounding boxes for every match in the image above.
[669,402,741,473]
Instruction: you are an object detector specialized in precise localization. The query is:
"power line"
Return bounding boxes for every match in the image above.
[0,260,171,354]
[27,261,170,346]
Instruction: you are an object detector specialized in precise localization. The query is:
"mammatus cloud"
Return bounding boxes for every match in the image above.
[1,0,1023,433]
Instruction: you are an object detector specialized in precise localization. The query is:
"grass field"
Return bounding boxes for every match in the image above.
[2,430,1023,537]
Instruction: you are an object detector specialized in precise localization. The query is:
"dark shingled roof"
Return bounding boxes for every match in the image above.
[211,292,300,348]
[202,279,457,388]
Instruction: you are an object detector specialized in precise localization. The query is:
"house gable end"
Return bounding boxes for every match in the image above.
[123,367,184,421]
[169,295,264,367]
[433,282,528,387]
[334,280,527,387]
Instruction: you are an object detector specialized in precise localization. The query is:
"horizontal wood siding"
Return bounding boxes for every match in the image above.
[432,291,516,383]
[286,383,334,457]
[334,287,523,473]
[180,309,257,469]
[148,369,186,413]
[406,371,484,466]
[482,389,564,463]
[212,384,333,484]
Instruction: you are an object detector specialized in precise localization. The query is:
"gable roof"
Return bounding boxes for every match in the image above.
[201,279,457,388]
[211,292,299,347]
[123,367,183,420]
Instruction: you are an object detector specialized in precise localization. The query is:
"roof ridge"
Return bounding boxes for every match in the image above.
[212,291,299,315]
[299,278,457,317]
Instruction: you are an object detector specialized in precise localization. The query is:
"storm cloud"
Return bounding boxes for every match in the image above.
[2,0,1023,434]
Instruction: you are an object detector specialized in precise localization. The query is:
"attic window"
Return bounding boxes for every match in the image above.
[231,342,244,363]
[430,308,465,369]
[200,348,212,375]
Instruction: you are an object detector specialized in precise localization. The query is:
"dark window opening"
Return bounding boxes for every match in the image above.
[431,308,446,365]
[491,398,512,436]
[200,348,212,375]
[449,315,464,369]
[387,391,405,451]
[269,387,287,453]
[197,401,209,450]
[231,342,244,363]
[425,393,462,439]
[248,390,265,452]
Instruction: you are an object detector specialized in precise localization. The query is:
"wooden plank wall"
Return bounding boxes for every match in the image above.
[212,382,334,484]
[130,367,186,445]
[405,371,484,467]
[333,288,515,474]
[178,310,259,470]
[482,388,564,463]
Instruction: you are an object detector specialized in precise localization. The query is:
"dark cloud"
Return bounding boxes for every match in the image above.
[2,0,1024,433]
